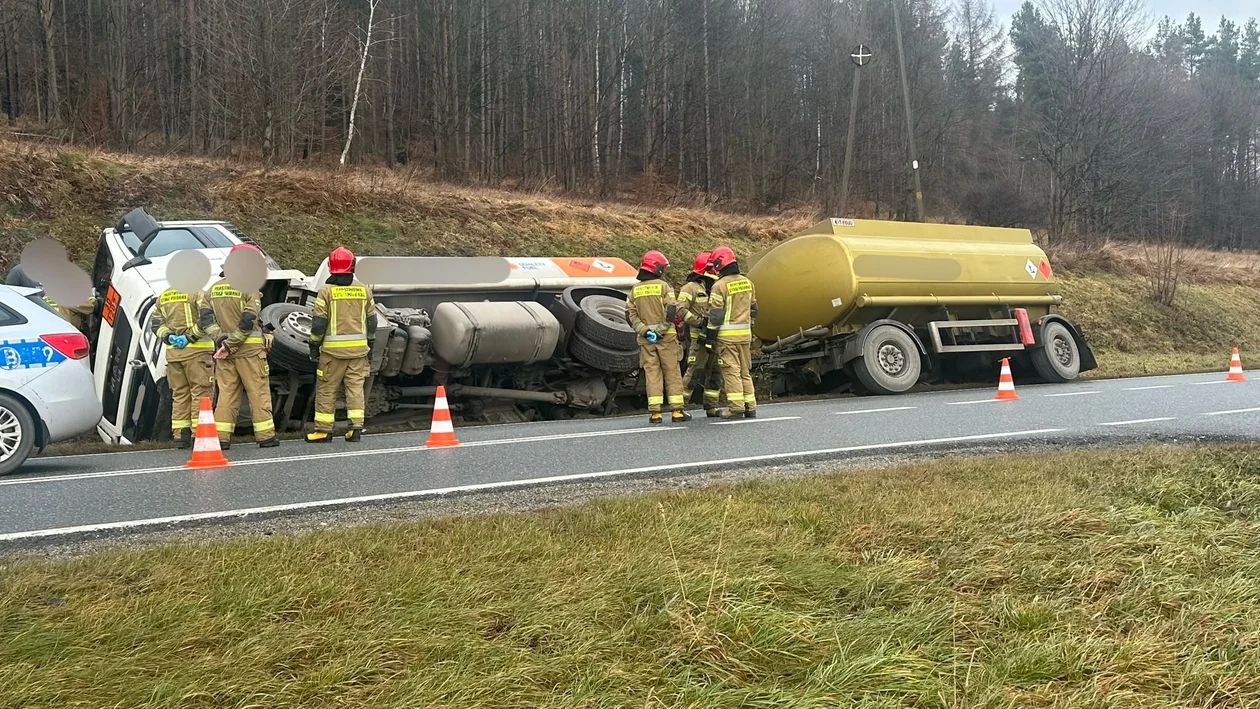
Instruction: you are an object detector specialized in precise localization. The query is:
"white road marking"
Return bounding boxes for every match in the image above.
[1192,380,1234,386]
[1202,407,1260,416]
[1044,390,1101,397]
[834,406,916,415]
[0,428,1063,542]
[710,416,800,425]
[946,399,1007,406]
[2,427,683,487]
[1123,385,1174,391]
[1099,417,1175,426]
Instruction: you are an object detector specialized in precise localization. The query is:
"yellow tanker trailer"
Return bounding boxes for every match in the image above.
[748,218,1096,395]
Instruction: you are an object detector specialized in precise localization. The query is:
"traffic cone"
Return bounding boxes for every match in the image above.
[994,358,1019,400]
[1226,348,1247,382]
[424,385,460,448]
[185,396,230,468]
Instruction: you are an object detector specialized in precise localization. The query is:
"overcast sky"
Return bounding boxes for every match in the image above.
[990,0,1256,30]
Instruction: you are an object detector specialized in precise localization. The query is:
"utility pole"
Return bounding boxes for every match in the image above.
[839,44,873,217]
[891,0,925,221]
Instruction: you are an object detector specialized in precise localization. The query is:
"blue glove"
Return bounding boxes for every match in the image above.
[169,334,189,349]
[644,329,659,343]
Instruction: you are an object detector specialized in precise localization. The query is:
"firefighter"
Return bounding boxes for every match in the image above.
[305,246,377,443]
[705,245,757,419]
[678,251,723,416]
[148,284,214,448]
[199,243,279,449]
[626,250,692,424]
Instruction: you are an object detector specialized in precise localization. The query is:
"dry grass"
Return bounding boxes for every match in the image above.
[3,445,1260,707]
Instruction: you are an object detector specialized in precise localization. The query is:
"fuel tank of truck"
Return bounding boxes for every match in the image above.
[430,301,562,368]
[748,218,1058,341]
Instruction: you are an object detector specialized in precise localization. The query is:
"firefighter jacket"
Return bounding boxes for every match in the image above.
[708,273,756,344]
[677,278,711,338]
[626,277,679,345]
[43,294,95,335]
[309,276,377,359]
[149,288,213,362]
[199,278,266,357]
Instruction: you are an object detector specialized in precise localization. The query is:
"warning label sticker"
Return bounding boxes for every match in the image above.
[1025,259,1038,279]
[831,218,856,227]
[1038,259,1052,279]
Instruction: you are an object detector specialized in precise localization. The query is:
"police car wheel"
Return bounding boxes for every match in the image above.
[0,393,36,476]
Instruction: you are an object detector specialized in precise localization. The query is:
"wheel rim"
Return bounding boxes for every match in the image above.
[283,310,313,339]
[0,408,21,463]
[877,343,905,376]
[1053,335,1073,367]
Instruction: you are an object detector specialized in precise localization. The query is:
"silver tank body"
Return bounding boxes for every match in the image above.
[429,301,561,368]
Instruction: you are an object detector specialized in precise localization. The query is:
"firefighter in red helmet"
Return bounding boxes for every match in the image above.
[678,251,723,415]
[199,242,278,448]
[705,245,757,418]
[625,250,691,423]
[306,246,378,442]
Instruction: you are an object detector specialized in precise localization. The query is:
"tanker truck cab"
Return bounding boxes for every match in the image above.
[89,208,305,444]
[750,218,1096,396]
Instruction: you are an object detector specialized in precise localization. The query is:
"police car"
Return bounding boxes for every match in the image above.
[0,284,102,474]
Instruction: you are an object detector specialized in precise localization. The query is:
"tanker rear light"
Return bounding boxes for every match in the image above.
[1013,308,1035,345]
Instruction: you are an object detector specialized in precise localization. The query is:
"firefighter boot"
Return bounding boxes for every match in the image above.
[672,410,692,422]
[744,410,757,419]
[706,408,722,418]
[177,428,192,450]
[258,437,280,449]
[305,431,333,443]
[345,427,363,442]
[717,408,741,420]
[649,413,664,424]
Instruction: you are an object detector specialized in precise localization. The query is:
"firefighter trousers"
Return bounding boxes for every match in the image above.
[315,353,369,432]
[640,338,685,413]
[214,353,276,442]
[717,340,756,413]
[167,354,214,434]
[681,343,722,409]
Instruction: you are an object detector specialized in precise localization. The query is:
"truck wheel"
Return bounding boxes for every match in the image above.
[0,393,36,476]
[570,332,639,373]
[1030,321,1080,383]
[576,295,637,350]
[852,325,921,395]
[261,303,318,374]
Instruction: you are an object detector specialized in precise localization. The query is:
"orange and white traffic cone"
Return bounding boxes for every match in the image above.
[185,396,230,468]
[1226,347,1246,382]
[424,385,460,448]
[994,357,1019,400]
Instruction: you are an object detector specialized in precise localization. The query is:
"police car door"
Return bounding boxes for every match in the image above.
[0,294,48,392]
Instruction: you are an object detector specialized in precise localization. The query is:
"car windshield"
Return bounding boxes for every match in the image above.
[120,227,234,258]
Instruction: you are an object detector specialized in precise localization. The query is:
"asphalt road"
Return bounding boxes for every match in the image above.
[3,370,1257,543]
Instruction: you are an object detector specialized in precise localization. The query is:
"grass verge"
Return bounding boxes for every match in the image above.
[4,445,1260,707]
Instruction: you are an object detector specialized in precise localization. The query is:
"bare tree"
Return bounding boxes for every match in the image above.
[340,0,379,168]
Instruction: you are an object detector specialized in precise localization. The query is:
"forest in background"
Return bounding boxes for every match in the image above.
[0,0,1256,246]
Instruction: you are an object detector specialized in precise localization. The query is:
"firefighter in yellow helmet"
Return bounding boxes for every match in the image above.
[705,245,757,419]
[306,246,377,443]
[200,243,279,449]
[148,282,214,448]
[678,251,723,416]
[626,250,692,424]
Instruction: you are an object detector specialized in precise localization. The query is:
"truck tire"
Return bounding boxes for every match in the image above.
[570,332,639,373]
[0,392,36,476]
[576,295,637,350]
[852,325,921,395]
[262,303,318,374]
[1030,320,1081,383]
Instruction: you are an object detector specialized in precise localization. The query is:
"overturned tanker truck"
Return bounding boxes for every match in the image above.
[262,255,649,430]
[748,218,1097,396]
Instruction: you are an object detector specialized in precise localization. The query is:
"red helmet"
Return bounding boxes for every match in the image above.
[328,246,356,274]
[640,250,669,277]
[709,245,737,271]
[230,243,261,255]
[692,251,712,274]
